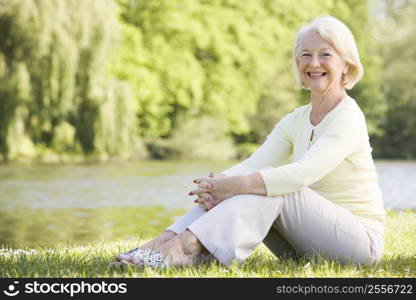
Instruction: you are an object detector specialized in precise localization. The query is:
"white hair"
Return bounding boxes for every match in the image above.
[293,16,364,90]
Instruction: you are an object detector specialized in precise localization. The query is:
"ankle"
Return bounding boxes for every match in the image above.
[178,230,203,256]
[155,230,176,245]
[143,230,176,249]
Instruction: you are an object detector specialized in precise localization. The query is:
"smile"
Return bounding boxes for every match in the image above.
[307,72,327,79]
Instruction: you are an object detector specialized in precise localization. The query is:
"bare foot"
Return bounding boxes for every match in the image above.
[141,230,176,250]
[150,229,205,267]
[115,230,176,263]
[116,230,205,268]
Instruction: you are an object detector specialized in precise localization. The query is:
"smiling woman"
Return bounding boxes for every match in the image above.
[292,17,364,126]
[293,16,364,91]
[298,36,346,92]
[112,16,386,270]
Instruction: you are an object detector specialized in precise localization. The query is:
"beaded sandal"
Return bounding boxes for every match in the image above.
[126,248,169,269]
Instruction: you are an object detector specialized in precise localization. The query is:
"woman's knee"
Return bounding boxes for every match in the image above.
[216,194,265,209]
[216,193,284,213]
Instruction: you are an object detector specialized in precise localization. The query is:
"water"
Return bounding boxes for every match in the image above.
[0,160,414,247]
[375,160,416,210]
[0,161,231,210]
[0,161,231,247]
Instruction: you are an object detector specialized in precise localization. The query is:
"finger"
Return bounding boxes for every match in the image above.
[196,198,210,211]
[198,193,211,202]
[201,194,215,211]
[193,177,209,184]
[208,194,219,206]
[198,182,212,190]
[197,194,214,211]
[203,202,212,211]
[194,194,212,204]
[199,192,212,203]
[194,196,207,205]
[188,187,209,196]
[206,199,215,211]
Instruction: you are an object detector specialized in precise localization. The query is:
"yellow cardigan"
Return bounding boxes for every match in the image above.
[222,95,385,233]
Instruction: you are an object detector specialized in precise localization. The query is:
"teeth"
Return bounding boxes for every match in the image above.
[308,72,326,77]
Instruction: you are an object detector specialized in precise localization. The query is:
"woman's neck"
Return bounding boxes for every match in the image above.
[310,88,346,126]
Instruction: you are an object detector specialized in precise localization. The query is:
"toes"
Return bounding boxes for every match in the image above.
[115,253,131,262]
[109,260,129,268]
[129,255,143,265]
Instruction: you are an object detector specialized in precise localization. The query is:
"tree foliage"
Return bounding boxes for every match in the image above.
[371,0,416,158]
[115,0,385,146]
[0,0,413,161]
[0,0,142,161]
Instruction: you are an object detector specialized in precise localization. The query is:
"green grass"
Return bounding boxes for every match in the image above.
[1,210,415,278]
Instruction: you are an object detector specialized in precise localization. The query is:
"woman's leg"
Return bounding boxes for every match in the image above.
[137,230,176,249]
[165,205,207,234]
[156,195,298,260]
[187,187,380,266]
[262,225,299,260]
[269,187,382,264]
[187,193,285,265]
[115,205,208,263]
[117,187,381,267]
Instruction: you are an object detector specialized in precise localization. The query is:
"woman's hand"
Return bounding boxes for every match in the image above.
[190,172,267,211]
[191,172,222,211]
[189,172,236,210]
[193,183,214,211]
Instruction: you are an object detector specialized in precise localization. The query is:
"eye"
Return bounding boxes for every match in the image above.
[301,53,311,57]
[322,53,331,57]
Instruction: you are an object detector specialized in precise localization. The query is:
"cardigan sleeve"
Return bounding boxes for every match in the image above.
[258,110,365,196]
[221,112,294,176]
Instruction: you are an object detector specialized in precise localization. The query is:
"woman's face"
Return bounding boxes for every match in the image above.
[297,31,347,93]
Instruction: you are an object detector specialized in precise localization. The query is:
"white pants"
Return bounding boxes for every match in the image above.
[166,187,384,266]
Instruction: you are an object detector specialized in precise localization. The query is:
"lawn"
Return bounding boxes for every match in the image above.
[0,210,415,278]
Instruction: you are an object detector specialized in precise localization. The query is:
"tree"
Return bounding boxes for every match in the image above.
[115,0,386,153]
[371,0,416,158]
[0,0,142,161]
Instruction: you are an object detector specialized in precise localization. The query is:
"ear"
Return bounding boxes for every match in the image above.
[342,63,349,75]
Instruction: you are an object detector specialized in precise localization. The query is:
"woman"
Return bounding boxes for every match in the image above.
[113,16,385,268]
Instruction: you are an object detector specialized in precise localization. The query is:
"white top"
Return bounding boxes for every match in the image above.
[222,95,385,233]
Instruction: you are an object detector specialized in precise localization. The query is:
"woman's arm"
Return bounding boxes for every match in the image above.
[192,108,366,203]
[258,113,365,197]
[191,112,294,208]
[231,172,267,196]
[191,172,267,206]
[220,112,294,177]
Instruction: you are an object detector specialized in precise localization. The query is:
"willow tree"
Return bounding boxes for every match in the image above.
[0,0,141,161]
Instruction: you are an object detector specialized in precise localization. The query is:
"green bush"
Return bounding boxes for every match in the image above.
[147,116,236,160]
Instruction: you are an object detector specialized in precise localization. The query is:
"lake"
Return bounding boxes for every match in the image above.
[0,160,414,247]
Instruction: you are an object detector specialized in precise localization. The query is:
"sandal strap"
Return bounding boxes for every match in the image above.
[130,248,169,269]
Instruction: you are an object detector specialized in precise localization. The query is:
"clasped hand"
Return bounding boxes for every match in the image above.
[188,172,234,211]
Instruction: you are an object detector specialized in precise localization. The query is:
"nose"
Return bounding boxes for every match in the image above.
[310,55,320,67]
